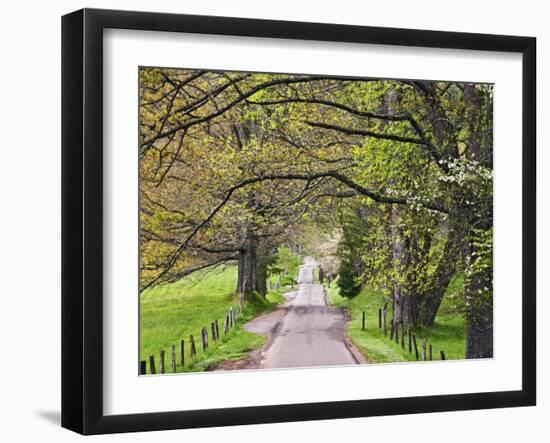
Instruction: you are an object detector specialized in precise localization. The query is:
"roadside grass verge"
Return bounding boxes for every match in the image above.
[265,290,287,304]
[327,274,466,363]
[140,266,284,373]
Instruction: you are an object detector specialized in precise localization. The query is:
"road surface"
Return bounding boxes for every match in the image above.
[245,256,359,369]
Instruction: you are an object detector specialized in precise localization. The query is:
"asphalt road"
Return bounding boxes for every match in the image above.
[247,256,359,369]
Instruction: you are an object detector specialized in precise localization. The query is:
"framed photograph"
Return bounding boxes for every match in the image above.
[61,8,536,435]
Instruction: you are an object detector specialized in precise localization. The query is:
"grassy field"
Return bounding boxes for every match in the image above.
[140,265,285,373]
[327,275,466,363]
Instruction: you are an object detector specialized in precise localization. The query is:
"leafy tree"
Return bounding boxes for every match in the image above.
[139,67,493,358]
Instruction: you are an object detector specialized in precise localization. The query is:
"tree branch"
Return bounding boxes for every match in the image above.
[141,76,333,147]
[305,121,426,146]
[142,169,447,290]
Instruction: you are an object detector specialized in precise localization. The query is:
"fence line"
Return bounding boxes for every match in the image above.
[140,300,243,375]
[141,302,449,375]
[374,305,446,363]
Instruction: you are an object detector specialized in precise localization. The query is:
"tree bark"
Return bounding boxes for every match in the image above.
[403,293,418,326]
[254,243,269,296]
[391,206,407,325]
[463,216,493,359]
[465,277,493,358]
[236,231,269,298]
[237,230,257,297]
[415,227,459,327]
[463,83,494,358]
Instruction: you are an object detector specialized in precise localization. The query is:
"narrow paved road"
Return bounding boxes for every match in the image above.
[248,256,359,369]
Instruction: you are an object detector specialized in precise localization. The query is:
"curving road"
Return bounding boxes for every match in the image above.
[246,256,359,369]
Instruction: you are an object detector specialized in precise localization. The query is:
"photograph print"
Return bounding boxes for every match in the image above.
[139,67,493,375]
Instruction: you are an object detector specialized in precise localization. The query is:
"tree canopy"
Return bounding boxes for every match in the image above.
[139,67,493,359]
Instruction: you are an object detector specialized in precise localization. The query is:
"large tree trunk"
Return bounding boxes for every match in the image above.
[465,266,493,358]
[236,231,269,298]
[391,210,456,329]
[416,226,459,327]
[233,120,269,298]
[462,83,493,359]
[237,231,257,298]
[403,231,430,327]
[463,221,493,359]
[391,207,407,325]
[254,244,269,296]
[403,294,418,326]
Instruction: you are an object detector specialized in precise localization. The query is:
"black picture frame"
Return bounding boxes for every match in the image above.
[61,8,536,435]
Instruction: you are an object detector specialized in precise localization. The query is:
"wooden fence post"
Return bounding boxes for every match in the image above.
[378,308,382,329]
[440,350,446,360]
[180,339,185,367]
[189,335,196,357]
[224,313,229,333]
[211,321,217,342]
[140,360,146,375]
[201,327,208,351]
[412,334,419,360]
[149,355,156,374]
[160,350,165,374]
[215,319,220,339]
[428,344,433,361]
[383,308,387,336]
[400,323,405,349]
[389,319,395,341]
[362,311,365,331]
[171,345,176,373]
[421,339,427,361]
[408,328,412,353]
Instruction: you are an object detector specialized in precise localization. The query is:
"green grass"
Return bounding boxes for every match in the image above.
[266,290,287,304]
[327,275,466,363]
[140,266,283,373]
